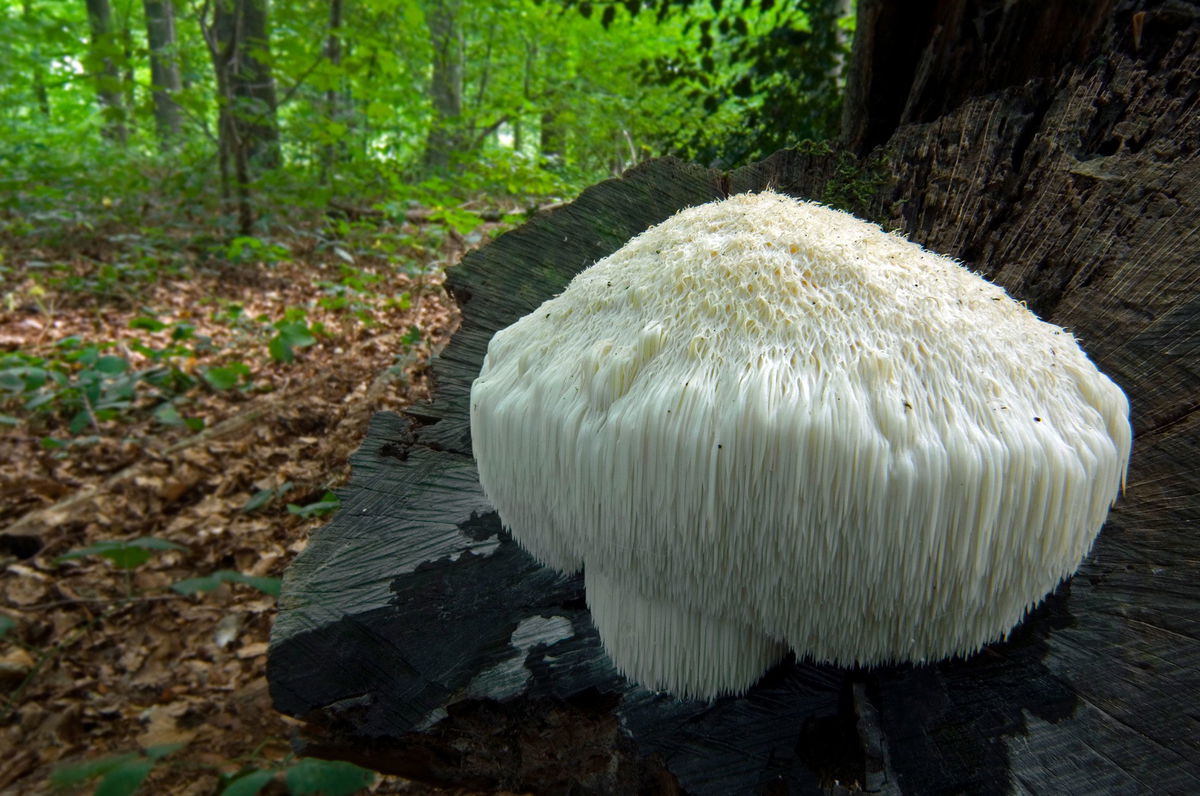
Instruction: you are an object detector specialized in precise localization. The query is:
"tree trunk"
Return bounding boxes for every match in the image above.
[84,0,127,144]
[121,16,135,120]
[200,0,280,233]
[539,110,563,166]
[513,37,536,154]
[423,0,464,172]
[213,0,281,171]
[143,0,183,146]
[840,0,1122,154]
[270,7,1200,793]
[23,0,51,117]
[319,0,344,185]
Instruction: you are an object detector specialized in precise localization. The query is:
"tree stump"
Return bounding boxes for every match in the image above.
[269,15,1200,794]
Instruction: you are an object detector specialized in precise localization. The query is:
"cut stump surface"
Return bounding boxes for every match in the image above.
[270,22,1200,795]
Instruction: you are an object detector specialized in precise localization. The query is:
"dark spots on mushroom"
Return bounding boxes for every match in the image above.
[1035,417,1042,422]
[904,401,912,410]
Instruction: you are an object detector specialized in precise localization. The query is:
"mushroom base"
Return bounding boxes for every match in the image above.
[585,568,788,700]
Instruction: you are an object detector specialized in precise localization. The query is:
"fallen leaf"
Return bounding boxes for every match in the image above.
[0,647,36,690]
[138,702,198,748]
[235,642,268,660]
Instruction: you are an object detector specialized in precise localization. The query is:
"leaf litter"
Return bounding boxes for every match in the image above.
[0,217,499,794]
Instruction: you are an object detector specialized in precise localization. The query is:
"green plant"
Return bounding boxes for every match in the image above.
[50,743,185,796]
[242,481,294,512]
[287,491,340,518]
[0,327,209,436]
[268,308,322,364]
[56,537,188,570]
[172,570,282,598]
[202,362,253,391]
[219,756,374,796]
[400,325,422,348]
[225,236,291,265]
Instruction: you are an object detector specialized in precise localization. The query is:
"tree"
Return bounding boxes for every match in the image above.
[205,0,282,172]
[23,0,52,118]
[199,0,283,233]
[840,0,1119,154]
[84,0,127,144]
[319,0,346,183]
[424,0,465,171]
[143,0,183,146]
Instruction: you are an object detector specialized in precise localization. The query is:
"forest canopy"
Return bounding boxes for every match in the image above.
[0,0,853,233]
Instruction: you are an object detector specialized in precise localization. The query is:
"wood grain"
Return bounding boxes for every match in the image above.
[270,16,1200,794]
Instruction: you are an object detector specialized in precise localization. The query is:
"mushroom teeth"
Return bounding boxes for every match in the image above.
[469,190,1132,700]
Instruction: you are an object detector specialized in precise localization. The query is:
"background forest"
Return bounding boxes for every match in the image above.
[0,1,852,794]
[2,0,852,235]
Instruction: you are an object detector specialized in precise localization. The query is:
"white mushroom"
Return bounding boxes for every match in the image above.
[469,191,1131,700]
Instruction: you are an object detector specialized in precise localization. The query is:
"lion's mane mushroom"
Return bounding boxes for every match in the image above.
[469,191,1131,700]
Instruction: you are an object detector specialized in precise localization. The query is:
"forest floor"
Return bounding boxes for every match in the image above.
[0,207,512,794]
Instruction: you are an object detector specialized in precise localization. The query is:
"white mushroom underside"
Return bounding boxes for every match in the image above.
[470,191,1132,699]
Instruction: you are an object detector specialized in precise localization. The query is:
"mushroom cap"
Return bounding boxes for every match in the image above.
[469,191,1131,699]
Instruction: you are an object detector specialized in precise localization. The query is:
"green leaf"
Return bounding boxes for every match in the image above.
[172,570,281,598]
[95,758,154,796]
[57,537,186,570]
[69,409,92,434]
[170,574,226,594]
[0,372,24,393]
[268,321,316,363]
[0,414,19,426]
[50,754,138,787]
[129,316,167,332]
[0,614,13,637]
[128,537,188,551]
[235,573,281,598]
[267,335,292,363]
[143,742,187,761]
[154,403,185,426]
[242,482,292,512]
[202,362,251,390]
[25,391,58,411]
[287,492,340,518]
[219,769,276,796]
[242,489,275,512]
[284,758,374,796]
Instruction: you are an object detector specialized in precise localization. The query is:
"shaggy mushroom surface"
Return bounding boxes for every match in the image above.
[469,191,1131,699]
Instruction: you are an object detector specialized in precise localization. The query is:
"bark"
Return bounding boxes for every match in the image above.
[840,0,1124,154]
[22,0,51,117]
[270,8,1200,794]
[423,0,464,171]
[200,0,280,234]
[319,0,344,184]
[143,0,183,146]
[84,0,127,144]
[513,37,536,154]
[213,0,281,171]
[539,110,563,165]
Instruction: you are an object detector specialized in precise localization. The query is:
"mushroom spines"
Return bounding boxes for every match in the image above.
[469,190,1132,698]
